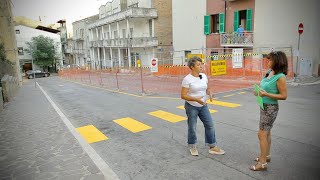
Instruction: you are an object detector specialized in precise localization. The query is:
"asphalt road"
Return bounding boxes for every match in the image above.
[33,76,320,180]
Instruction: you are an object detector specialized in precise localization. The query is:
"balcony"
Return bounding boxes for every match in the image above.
[64,48,72,54]
[73,49,85,54]
[74,36,84,41]
[88,7,157,29]
[90,37,158,48]
[220,32,254,47]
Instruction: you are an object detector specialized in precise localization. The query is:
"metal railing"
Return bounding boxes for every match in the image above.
[220,32,254,47]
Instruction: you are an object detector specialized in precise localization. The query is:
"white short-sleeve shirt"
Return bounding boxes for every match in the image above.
[182,73,208,107]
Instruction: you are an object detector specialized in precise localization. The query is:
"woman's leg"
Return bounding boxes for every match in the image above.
[185,102,199,146]
[198,105,216,146]
[258,130,269,163]
[267,131,271,156]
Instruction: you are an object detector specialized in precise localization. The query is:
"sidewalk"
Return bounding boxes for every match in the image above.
[0,80,104,179]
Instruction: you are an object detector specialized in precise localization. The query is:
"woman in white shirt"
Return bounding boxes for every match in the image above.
[181,56,225,156]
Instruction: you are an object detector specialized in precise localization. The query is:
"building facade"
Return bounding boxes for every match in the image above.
[254,0,320,76]
[87,0,172,69]
[15,25,63,72]
[72,15,99,68]
[0,0,21,83]
[172,0,206,65]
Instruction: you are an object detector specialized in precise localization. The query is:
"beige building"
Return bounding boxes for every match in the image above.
[0,0,21,83]
[87,0,172,69]
[254,0,320,76]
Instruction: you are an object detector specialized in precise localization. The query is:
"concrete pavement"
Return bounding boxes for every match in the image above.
[0,80,105,180]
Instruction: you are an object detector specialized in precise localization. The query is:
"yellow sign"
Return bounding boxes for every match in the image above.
[137,59,141,67]
[187,54,205,62]
[211,60,227,76]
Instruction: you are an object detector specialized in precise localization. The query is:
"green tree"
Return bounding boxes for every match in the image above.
[25,35,57,71]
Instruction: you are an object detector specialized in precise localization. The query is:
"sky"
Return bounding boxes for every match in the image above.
[12,0,111,25]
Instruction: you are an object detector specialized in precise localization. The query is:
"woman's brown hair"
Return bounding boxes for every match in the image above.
[266,51,288,75]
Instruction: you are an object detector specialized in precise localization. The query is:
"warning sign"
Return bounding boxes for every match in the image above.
[211,60,227,76]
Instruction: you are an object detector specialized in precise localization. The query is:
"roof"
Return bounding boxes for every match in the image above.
[35,26,60,34]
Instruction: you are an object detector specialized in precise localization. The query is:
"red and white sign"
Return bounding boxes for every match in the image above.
[152,59,157,66]
[298,23,304,34]
[150,58,158,72]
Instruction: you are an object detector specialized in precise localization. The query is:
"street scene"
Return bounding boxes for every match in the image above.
[1,0,320,179]
[1,76,320,179]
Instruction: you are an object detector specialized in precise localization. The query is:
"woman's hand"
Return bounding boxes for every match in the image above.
[253,90,258,96]
[259,89,268,97]
[196,97,206,105]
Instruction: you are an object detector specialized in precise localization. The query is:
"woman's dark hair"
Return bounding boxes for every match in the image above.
[266,51,288,75]
[187,56,202,69]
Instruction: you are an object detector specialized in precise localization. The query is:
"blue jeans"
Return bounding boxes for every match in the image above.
[185,102,217,147]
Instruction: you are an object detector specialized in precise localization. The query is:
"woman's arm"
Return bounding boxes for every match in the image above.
[181,87,205,105]
[260,77,287,100]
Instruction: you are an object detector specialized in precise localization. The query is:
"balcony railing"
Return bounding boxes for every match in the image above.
[64,48,72,54]
[73,49,85,54]
[74,36,84,41]
[88,7,157,29]
[90,37,158,48]
[220,32,254,47]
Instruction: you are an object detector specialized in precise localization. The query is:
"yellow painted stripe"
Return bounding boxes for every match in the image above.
[113,117,152,133]
[238,92,246,94]
[76,125,108,144]
[206,100,241,108]
[223,94,235,98]
[148,110,186,123]
[176,106,218,113]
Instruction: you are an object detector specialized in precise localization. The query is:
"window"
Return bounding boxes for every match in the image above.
[80,29,84,38]
[184,51,191,62]
[210,14,219,33]
[18,47,24,55]
[15,30,20,34]
[114,31,118,39]
[122,29,126,38]
[149,19,152,37]
[130,28,133,38]
[234,9,252,31]
[210,51,219,60]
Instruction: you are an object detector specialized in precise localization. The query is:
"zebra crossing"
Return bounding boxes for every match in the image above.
[76,92,245,144]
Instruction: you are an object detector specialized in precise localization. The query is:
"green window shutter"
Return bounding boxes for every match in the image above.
[233,11,239,31]
[204,15,210,35]
[246,8,252,31]
[219,13,225,33]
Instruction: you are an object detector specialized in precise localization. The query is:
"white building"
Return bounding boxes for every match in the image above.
[87,0,172,69]
[254,0,319,76]
[15,25,63,72]
[172,0,206,65]
[72,15,99,68]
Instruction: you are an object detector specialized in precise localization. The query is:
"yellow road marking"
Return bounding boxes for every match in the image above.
[176,106,218,113]
[238,92,246,94]
[206,100,241,108]
[148,110,186,123]
[223,94,235,98]
[113,117,152,133]
[76,125,108,144]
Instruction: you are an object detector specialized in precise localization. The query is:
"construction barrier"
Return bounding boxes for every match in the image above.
[59,47,294,96]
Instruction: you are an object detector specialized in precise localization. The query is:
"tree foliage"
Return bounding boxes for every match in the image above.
[25,35,57,70]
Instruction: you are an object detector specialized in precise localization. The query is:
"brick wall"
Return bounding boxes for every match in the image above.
[153,0,173,61]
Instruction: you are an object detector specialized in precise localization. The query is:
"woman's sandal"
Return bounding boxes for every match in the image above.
[250,162,267,171]
[255,155,271,162]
